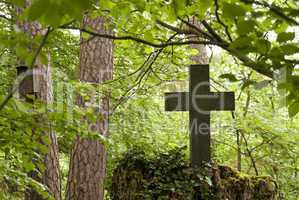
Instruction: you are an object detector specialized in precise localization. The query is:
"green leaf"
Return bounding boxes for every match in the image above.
[237,19,256,35]
[75,0,91,10]
[16,46,29,60]
[222,3,246,19]
[144,31,154,42]
[39,144,49,154]
[22,156,35,172]
[130,0,146,11]
[269,47,283,58]
[280,44,299,55]
[28,0,50,21]
[173,0,187,16]
[277,32,295,43]
[230,36,252,49]
[43,9,62,27]
[99,0,116,10]
[198,0,212,19]
[274,21,289,33]
[11,0,25,7]
[256,39,271,54]
[219,73,239,82]
[288,101,299,117]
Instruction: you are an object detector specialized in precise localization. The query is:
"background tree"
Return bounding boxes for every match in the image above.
[15,1,60,199]
[65,15,113,200]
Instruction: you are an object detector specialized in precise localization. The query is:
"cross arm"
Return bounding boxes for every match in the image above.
[165,92,189,111]
[193,92,235,111]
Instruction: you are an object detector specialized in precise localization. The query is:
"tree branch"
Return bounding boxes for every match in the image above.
[112,34,177,111]
[225,47,274,78]
[241,130,259,175]
[156,20,196,35]
[201,20,227,44]
[178,17,214,40]
[201,20,274,78]
[62,22,275,79]
[60,26,221,48]
[285,59,299,65]
[214,0,233,42]
[240,0,299,25]
[30,27,52,67]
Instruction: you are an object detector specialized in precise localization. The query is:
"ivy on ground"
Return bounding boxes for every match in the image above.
[110,147,277,200]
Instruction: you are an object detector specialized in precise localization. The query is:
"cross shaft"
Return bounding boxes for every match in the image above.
[165,64,235,167]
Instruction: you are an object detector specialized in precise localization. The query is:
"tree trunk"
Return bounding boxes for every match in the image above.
[66,16,113,200]
[33,58,61,200]
[188,17,209,65]
[16,1,61,200]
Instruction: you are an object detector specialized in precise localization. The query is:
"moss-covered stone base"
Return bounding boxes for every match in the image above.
[110,148,277,200]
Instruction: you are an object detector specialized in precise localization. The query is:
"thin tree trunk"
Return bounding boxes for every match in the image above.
[237,130,242,171]
[16,1,61,200]
[66,16,113,200]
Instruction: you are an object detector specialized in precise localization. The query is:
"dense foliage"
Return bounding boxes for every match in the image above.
[0,0,298,199]
[110,147,277,200]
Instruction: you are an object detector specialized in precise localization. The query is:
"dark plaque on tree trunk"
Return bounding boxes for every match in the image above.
[17,65,34,101]
[165,64,235,167]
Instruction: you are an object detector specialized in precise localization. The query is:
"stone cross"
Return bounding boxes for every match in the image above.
[165,64,235,167]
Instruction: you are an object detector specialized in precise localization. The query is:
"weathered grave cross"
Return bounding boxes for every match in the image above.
[165,64,235,167]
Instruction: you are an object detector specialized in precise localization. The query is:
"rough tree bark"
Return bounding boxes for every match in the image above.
[65,16,113,200]
[16,1,61,200]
